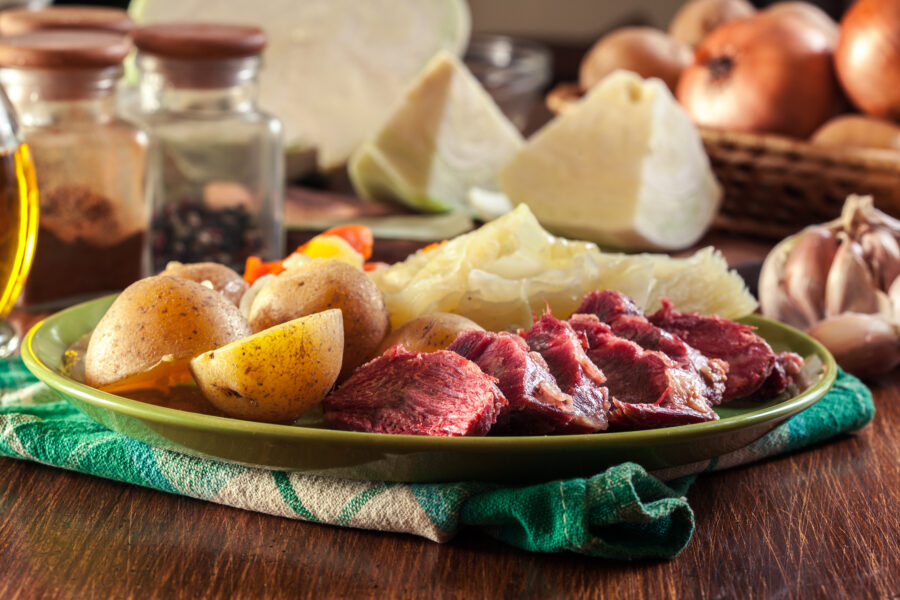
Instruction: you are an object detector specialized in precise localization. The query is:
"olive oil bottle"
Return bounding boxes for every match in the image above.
[0,93,39,356]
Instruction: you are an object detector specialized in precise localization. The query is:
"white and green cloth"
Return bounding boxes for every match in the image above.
[0,357,874,560]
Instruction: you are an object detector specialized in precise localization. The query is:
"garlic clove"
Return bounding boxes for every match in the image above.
[860,226,900,291]
[877,288,895,320]
[838,194,900,237]
[824,232,882,317]
[758,234,815,330]
[807,311,900,378]
[889,275,900,322]
[782,225,838,325]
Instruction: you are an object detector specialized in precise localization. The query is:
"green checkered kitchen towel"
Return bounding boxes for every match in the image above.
[0,357,874,560]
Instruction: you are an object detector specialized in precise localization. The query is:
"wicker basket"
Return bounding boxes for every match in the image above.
[702,128,900,239]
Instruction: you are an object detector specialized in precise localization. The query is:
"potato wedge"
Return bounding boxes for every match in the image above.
[190,309,344,423]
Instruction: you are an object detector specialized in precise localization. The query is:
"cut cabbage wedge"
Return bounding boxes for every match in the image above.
[349,51,523,214]
[369,204,755,332]
[499,70,721,251]
[130,0,471,170]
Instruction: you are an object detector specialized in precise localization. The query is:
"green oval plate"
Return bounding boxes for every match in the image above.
[22,295,837,483]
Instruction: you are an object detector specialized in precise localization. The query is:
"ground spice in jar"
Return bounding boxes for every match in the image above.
[0,30,147,310]
[20,184,145,309]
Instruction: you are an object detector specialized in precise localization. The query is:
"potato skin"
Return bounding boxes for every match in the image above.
[248,259,389,381]
[375,313,483,355]
[190,309,344,423]
[159,262,249,307]
[85,275,252,388]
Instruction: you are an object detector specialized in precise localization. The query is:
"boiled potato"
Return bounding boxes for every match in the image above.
[85,275,252,390]
[248,259,389,381]
[160,261,249,307]
[190,309,344,423]
[375,313,483,355]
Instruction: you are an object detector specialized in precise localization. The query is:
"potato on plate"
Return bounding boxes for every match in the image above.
[375,312,483,355]
[159,261,249,307]
[190,309,344,423]
[248,259,389,381]
[84,275,252,391]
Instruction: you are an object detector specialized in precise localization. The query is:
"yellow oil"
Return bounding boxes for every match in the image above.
[0,143,38,317]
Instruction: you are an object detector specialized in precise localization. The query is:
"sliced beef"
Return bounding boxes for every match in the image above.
[576,289,644,321]
[520,313,610,433]
[649,298,794,401]
[610,399,721,429]
[568,314,718,430]
[747,352,805,401]
[575,290,729,406]
[449,330,601,434]
[322,345,507,436]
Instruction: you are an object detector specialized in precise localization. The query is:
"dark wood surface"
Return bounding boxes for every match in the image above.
[2,234,899,599]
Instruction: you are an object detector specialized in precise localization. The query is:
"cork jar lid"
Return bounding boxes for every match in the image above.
[0,31,131,69]
[0,6,134,36]
[132,23,266,60]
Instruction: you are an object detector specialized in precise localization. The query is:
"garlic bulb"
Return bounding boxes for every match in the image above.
[759,195,900,377]
[807,313,900,378]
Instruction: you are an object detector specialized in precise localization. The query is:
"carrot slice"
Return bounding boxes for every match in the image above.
[243,256,286,284]
[296,225,374,260]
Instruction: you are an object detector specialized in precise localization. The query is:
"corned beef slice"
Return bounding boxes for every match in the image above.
[748,351,805,401]
[648,298,800,400]
[574,290,728,406]
[568,314,718,429]
[610,399,720,429]
[322,346,507,436]
[576,289,644,321]
[448,330,593,434]
[520,313,610,433]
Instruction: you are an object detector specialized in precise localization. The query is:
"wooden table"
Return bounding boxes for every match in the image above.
[1,233,899,599]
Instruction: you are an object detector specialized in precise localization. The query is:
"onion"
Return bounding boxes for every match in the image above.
[676,13,842,138]
[835,0,900,120]
[810,114,900,151]
[668,0,756,47]
[766,1,838,48]
[578,26,691,94]
[544,82,581,115]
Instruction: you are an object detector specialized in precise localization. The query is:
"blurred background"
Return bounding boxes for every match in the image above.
[47,0,853,84]
[468,0,851,82]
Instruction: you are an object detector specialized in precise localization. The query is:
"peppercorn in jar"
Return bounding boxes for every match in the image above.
[132,22,285,273]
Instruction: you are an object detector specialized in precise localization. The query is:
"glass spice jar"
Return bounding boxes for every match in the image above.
[0,5,133,36]
[0,31,148,310]
[0,6,140,128]
[132,23,284,274]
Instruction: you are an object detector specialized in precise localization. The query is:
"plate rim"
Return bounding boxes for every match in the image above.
[20,296,838,452]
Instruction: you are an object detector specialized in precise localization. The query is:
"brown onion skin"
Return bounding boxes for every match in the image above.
[810,114,900,150]
[676,13,843,138]
[579,26,691,93]
[668,0,756,47]
[836,0,900,120]
[545,82,580,115]
[766,1,839,48]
